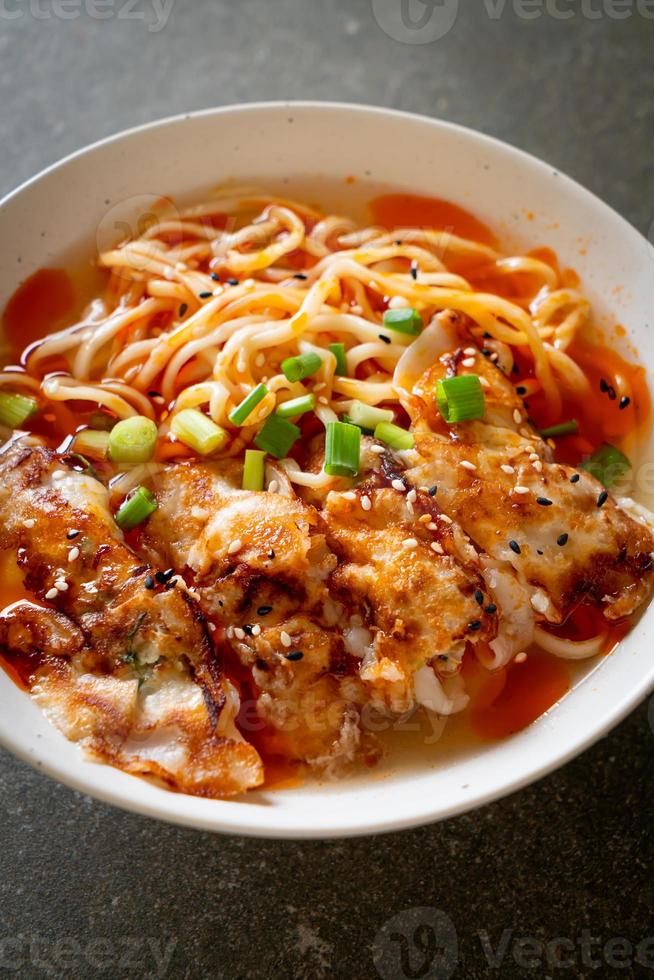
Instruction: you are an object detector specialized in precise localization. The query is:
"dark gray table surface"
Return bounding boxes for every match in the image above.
[1,2,654,978]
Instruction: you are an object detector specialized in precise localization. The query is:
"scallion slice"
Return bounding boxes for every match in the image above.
[373,421,415,451]
[281,352,322,383]
[382,307,423,336]
[229,383,268,427]
[242,449,266,491]
[328,342,347,376]
[170,408,228,455]
[436,375,485,423]
[114,486,157,530]
[539,420,579,439]
[254,414,300,458]
[73,428,110,460]
[581,443,631,488]
[275,394,316,419]
[108,416,157,465]
[348,400,394,431]
[324,421,360,477]
[0,392,39,429]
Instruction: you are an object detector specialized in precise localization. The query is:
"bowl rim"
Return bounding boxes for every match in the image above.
[1,100,652,838]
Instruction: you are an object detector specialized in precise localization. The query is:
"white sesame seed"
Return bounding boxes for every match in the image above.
[313,382,326,392]
[440,514,453,524]
[23,519,35,529]
[529,452,539,461]
[406,502,414,515]
[490,353,499,362]
[243,278,256,288]
[513,485,530,495]
[68,547,80,562]
[268,480,279,494]
[318,396,329,405]
[515,652,528,664]
[226,625,234,639]
[402,537,418,549]
[54,580,68,592]
[227,539,242,555]
[45,588,59,600]
[532,460,543,472]
[388,295,410,309]
[464,347,477,357]
[427,522,438,531]
[513,409,523,424]
[392,479,406,492]
[406,488,417,503]
[212,285,224,297]
[255,353,265,367]
[208,622,217,632]
[350,304,364,315]
[361,495,372,511]
[479,377,490,388]
[234,627,245,640]
[371,445,385,455]
[343,491,357,501]
[461,357,476,368]
[459,460,477,471]
[430,541,444,554]
[251,624,262,636]
[501,464,515,475]
[280,630,292,648]
[51,470,66,480]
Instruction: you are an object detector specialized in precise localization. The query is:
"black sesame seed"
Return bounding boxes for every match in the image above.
[394,239,402,246]
[509,540,521,555]
[428,485,437,496]
[410,262,418,280]
[144,574,154,590]
[468,620,482,631]
[286,650,304,661]
[537,549,544,555]
[66,529,81,540]
[155,568,175,584]
[485,603,497,614]
[619,396,631,410]
[557,533,569,547]
[148,390,162,399]
[257,605,273,616]
[516,386,527,395]
[379,334,391,344]
[481,348,492,357]
[570,474,580,484]
[268,549,275,559]
[198,291,212,299]
[597,490,609,508]
[164,579,177,590]
[242,624,254,636]
[292,273,308,280]
[600,379,609,393]
[474,589,484,605]
[210,272,221,282]
[536,497,553,506]
[607,386,617,401]
[438,654,448,662]
[227,278,239,286]
[179,303,188,316]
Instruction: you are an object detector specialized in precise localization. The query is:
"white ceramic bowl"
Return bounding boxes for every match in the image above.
[1,103,653,838]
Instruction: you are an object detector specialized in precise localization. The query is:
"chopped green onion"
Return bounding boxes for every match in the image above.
[581,443,631,488]
[88,411,116,431]
[254,414,300,458]
[73,429,110,460]
[436,375,485,423]
[281,352,322,383]
[229,383,268,426]
[0,392,39,429]
[374,421,415,451]
[108,416,157,465]
[340,413,373,435]
[382,307,423,336]
[539,420,579,439]
[275,393,316,418]
[328,342,347,376]
[242,449,266,491]
[170,408,228,455]
[324,421,360,477]
[114,486,157,530]
[348,400,394,431]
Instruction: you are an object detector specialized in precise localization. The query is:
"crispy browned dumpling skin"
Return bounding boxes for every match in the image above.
[0,442,263,797]
[406,351,654,623]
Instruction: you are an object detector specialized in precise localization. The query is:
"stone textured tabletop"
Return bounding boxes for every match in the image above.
[1,2,654,977]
